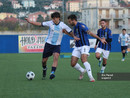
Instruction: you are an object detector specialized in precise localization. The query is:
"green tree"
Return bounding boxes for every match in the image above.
[0,1,14,13]
[37,15,44,22]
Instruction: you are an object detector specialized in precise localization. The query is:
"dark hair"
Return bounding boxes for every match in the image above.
[122,28,126,31]
[68,14,77,21]
[100,19,107,22]
[51,12,60,18]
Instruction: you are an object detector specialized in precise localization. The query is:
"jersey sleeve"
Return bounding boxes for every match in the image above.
[97,30,100,36]
[41,21,51,27]
[62,23,72,33]
[108,29,112,39]
[127,34,129,41]
[81,24,89,32]
[118,34,121,42]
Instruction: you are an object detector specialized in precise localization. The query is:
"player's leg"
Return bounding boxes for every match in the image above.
[50,45,60,80]
[81,46,95,82]
[100,50,110,73]
[122,49,126,61]
[71,47,86,80]
[50,53,60,79]
[100,58,107,73]
[42,57,48,79]
[81,54,95,82]
[121,46,126,61]
[95,48,103,67]
[42,43,53,79]
[125,46,128,55]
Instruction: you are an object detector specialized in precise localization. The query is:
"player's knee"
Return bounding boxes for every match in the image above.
[122,50,125,53]
[54,53,59,60]
[95,53,100,59]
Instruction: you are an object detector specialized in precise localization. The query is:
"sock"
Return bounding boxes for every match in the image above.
[51,67,56,74]
[123,53,125,59]
[101,64,106,71]
[43,66,47,70]
[83,62,93,79]
[73,63,85,73]
[99,57,102,61]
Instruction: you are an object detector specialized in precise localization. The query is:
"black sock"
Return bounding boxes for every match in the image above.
[123,53,125,58]
[43,66,47,70]
[51,67,56,74]
[103,64,106,67]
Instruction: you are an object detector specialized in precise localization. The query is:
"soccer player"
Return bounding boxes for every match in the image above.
[118,29,129,61]
[94,19,112,73]
[25,12,79,80]
[66,15,106,82]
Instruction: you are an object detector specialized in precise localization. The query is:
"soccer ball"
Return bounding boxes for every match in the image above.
[26,71,35,80]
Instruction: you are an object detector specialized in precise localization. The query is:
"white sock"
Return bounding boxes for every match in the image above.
[101,66,106,71]
[74,63,84,73]
[99,57,102,61]
[83,62,93,79]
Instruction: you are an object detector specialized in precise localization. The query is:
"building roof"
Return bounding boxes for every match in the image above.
[29,11,46,16]
[3,17,25,23]
[66,1,80,3]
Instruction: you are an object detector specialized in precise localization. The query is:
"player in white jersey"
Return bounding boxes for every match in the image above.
[118,29,129,61]
[25,12,79,80]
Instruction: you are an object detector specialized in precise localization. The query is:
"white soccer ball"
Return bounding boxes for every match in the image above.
[26,71,35,80]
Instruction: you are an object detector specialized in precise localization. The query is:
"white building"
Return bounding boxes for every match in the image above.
[82,0,129,30]
[44,5,51,10]
[66,1,81,12]
[50,4,59,9]
[22,0,35,9]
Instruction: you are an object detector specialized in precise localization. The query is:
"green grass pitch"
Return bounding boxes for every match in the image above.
[0,53,130,98]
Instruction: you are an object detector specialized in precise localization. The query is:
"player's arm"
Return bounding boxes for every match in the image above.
[87,30,107,44]
[25,18,41,26]
[63,29,80,41]
[62,23,80,41]
[126,35,129,43]
[94,30,99,49]
[81,24,106,44]
[118,34,121,43]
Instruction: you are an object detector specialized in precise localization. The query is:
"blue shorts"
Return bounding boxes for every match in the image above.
[42,43,61,58]
[121,46,127,51]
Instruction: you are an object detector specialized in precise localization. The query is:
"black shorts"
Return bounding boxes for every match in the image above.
[42,43,61,58]
[121,46,128,51]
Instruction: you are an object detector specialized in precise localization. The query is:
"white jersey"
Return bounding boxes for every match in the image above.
[42,20,72,45]
[118,33,129,46]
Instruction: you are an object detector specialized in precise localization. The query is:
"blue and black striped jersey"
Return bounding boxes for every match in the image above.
[97,28,112,51]
[74,22,90,47]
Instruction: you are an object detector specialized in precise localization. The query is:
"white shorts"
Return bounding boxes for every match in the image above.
[72,45,90,58]
[95,48,110,59]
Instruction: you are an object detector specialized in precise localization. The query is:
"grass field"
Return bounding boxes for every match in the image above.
[0,53,130,98]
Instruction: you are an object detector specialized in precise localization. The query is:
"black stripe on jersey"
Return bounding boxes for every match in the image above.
[105,29,107,50]
[81,30,87,45]
[78,26,83,46]
[98,30,101,48]
[74,27,80,46]
[107,29,111,50]
[102,30,105,49]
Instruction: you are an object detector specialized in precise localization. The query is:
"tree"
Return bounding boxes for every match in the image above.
[0,1,14,13]
[37,15,44,22]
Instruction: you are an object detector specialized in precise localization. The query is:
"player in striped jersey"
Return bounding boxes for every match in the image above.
[94,19,112,73]
[118,29,129,61]
[66,15,106,82]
